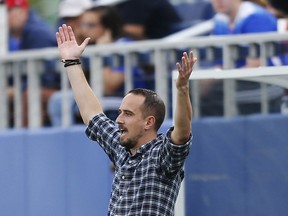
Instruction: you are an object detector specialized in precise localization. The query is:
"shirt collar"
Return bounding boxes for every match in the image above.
[133,134,163,156]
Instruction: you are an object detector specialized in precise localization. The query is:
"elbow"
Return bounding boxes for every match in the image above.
[81,111,98,126]
[83,118,90,126]
[81,114,91,125]
[171,130,191,145]
[178,134,191,144]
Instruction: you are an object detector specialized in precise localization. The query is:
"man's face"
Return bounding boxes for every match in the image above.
[116,93,147,150]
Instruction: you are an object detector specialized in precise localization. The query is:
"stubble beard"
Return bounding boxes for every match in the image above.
[120,138,137,150]
[119,132,143,150]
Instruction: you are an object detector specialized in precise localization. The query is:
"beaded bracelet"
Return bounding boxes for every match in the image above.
[61,59,81,67]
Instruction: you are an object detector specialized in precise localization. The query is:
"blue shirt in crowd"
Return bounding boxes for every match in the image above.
[9,9,59,89]
[212,1,277,67]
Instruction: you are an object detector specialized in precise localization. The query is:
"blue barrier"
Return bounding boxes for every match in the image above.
[185,114,288,216]
[0,126,112,216]
[0,115,288,216]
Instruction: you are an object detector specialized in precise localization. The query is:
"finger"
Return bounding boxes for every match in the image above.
[56,32,62,46]
[182,56,186,69]
[68,26,76,42]
[58,26,66,43]
[176,62,182,72]
[189,51,193,64]
[187,51,196,72]
[182,56,190,74]
[62,24,70,41]
[183,52,189,63]
[80,37,91,50]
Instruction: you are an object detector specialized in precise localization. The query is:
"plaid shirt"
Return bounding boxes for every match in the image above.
[86,113,192,216]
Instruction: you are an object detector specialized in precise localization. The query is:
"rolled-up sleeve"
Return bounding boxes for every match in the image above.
[85,113,120,163]
[158,127,193,178]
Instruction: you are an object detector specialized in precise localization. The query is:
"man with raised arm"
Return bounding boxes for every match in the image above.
[56,24,196,216]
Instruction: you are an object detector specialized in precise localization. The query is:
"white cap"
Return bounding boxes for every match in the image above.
[92,0,129,7]
[59,0,92,18]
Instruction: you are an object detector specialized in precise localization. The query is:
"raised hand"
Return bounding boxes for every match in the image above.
[56,24,90,60]
[175,51,197,90]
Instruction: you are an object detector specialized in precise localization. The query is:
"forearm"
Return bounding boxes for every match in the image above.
[66,64,103,125]
[172,86,192,144]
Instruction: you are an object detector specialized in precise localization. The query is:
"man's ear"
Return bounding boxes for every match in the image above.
[145,116,156,130]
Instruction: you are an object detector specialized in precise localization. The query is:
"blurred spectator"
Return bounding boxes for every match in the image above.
[266,0,288,35]
[6,0,58,126]
[7,0,56,51]
[266,0,288,96]
[49,5,139,125]
[82,5,124,44]
[200,0,283,116]
[81,5,132,94]
[57,0,92,44]
[93,0,183,39]
[211,0,276,39]
[266,0,288,63]
[56,0,93,79]
[48,0,94,126]
[211,0,277,67]
[81,6,153,93]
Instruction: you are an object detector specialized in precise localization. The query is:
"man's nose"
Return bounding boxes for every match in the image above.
[115,114,123,124]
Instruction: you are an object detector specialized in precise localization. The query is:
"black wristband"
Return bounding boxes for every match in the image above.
[61,59,81,67]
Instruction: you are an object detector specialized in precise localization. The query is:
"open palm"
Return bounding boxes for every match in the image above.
[56,24,90,60]
[176,51,197,89]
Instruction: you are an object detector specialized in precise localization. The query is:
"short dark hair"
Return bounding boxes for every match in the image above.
[267,0,288,16]
[128,88,166,131]
[88,6,123,41]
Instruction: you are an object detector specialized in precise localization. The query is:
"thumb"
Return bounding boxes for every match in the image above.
[79,37,90,51]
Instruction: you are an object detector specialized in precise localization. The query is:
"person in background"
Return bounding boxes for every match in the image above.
[266,0,288,65]
[56,23,195,215]
[7,0,56,51]
[80,5,134,94]
[6,0,58,126]
[200,0,283,116]
[47,0,95,126]
[266,0,288,96]
[48,5,136,126]
[57,0,97,81]
[57,0,92,44]
[93,0,183,40]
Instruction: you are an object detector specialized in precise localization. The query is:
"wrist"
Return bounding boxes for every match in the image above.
[61,59,81,67]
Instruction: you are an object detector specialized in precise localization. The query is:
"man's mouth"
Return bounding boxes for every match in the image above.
[119,128,128,135]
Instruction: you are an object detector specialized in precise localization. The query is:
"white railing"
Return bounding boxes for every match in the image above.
[0,3,8,55]
[1,32,288,129]
[172,66,288,118]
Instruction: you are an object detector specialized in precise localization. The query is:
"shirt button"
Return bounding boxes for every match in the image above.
[142,154,145,158]
[122,175,125,179]
[119,196,123,199]
[128,160,132,164]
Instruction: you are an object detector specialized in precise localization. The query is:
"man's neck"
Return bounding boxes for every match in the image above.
[129,132,157,156]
